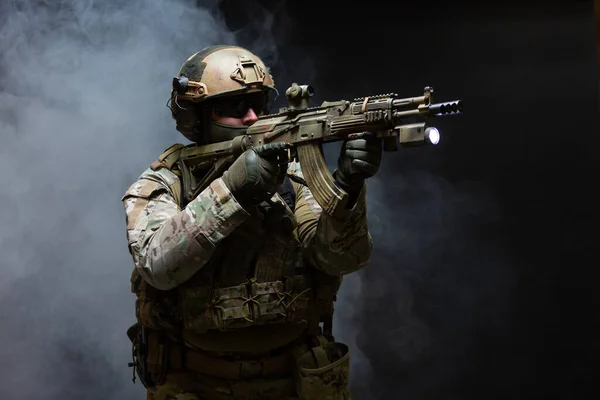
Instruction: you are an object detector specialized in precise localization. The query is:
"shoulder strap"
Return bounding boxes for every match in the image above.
[149,143,185,208]
[150,143,185,170]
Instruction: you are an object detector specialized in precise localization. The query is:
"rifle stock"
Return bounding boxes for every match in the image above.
[179,83,463,217]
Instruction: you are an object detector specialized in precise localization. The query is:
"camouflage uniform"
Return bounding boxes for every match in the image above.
[122,155,372,400]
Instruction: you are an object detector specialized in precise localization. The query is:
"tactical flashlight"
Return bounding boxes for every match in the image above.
[425,127,440,145]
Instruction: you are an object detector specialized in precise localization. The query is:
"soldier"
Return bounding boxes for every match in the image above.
[122,45,382,400]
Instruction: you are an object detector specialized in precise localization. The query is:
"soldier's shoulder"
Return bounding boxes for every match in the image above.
[121,142,187,201]
[121,167,179,201]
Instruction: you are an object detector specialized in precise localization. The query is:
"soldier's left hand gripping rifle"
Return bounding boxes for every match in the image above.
[177,83,463,218]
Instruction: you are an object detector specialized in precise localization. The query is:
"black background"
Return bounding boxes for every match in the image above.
[214,1,599,398]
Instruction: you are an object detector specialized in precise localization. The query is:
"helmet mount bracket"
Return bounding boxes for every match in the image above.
[172,77,209,102]
[230,54,266,86]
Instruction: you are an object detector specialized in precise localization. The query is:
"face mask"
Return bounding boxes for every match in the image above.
[207,120,248,143]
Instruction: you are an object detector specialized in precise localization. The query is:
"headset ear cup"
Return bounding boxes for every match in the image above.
[173,75,189,94]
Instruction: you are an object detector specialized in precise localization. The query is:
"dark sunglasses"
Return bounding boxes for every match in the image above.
[213,92,269,118]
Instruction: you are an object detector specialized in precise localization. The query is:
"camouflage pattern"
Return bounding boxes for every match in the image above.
[146,372,298,400]
[286,161,372,276]
[122,168,250,290]
[175,46,276,103]
[295,342,351,400]
[122,160,372,291]
[143,339,351,400]
[122,157,371,399]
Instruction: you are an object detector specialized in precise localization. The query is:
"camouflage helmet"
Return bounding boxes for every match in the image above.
[169,45,277,142]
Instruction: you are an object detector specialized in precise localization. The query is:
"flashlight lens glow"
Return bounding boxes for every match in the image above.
[426,127,440,145]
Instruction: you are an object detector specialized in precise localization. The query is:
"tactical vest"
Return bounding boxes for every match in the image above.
[130,144,341,344]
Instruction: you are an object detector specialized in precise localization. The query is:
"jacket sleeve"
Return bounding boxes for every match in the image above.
[288,162,373,276]
[122,173,250,290]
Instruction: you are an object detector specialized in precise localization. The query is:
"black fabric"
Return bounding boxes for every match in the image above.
[277,176,296,212]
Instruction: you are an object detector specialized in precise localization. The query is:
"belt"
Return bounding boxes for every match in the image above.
[168,344,294,380]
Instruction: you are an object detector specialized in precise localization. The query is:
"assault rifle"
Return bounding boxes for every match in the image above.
[178,84,463,218]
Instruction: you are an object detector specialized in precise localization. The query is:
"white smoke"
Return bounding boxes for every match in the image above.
[0,1,257,398]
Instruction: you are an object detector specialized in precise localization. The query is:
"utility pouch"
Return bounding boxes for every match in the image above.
[295,342,351,400]
[127,322,169,389]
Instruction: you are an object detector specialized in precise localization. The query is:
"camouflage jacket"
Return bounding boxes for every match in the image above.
[123,160,372,289]
[122,157,372,351]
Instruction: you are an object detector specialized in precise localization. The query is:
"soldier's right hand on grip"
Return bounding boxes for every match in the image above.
[222,143,290,207]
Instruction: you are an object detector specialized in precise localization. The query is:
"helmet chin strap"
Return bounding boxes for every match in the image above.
[207,120,248,143]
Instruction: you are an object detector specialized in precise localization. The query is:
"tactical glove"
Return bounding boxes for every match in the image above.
[334,132,382,198]
[222,142,289,207]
